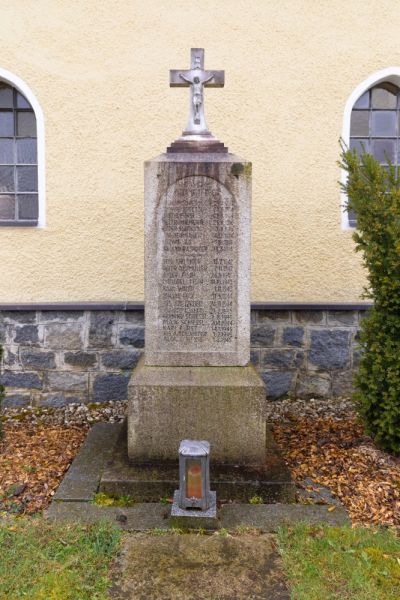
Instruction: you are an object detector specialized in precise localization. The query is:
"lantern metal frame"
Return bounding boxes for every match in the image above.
[178,439,211,510]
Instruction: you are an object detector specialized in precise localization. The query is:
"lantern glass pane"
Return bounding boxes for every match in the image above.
[186,458,203,499]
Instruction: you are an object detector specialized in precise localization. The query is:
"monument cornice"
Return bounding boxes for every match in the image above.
[0,301,372,311]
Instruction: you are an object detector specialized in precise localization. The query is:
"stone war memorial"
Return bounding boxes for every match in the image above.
[120,48,291,507]
[51,49,295,518]
[130,49,262,464]
[128,47,265,465]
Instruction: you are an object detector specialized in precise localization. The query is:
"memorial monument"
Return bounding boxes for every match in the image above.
[50,50,294,514]
[127,48,267,465]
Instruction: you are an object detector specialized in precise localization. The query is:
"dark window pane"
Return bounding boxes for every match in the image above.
[371,139,396,163]
[0,83,38,226]
[16,92,31,109]
[0,194,15,219]
[350,138,369,155]
[17,111,36,137]
[0,166,14,192]
[0,111,14,136]
[16,166,37,192]
[371,111,396,136]
[350,111,369,136]
[0,83,13,108]
[16,139,37,164]
[17,194,38,219]
[353,91,369,109]
[0,139,14,163]
[371,87,397,109]
[348,209,357,227]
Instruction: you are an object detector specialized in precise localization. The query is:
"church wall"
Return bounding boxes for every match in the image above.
[0,306,366,405]
[0,1,397,302]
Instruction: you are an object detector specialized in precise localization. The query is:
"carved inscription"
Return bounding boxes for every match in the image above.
[157,176,237,351]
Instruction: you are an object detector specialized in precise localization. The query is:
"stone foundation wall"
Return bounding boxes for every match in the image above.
[0,309,144,408]
[250,309,363,399]
[0,307,366,407]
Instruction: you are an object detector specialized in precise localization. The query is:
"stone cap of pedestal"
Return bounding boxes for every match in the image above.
[167,138,228,154]
[145,152,250,166]
[129,360,265,389]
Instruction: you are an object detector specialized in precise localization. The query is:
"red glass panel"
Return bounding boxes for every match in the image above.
[186,459,202,499]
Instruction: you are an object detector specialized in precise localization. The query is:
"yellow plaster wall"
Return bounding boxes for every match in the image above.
[0,0,396,302]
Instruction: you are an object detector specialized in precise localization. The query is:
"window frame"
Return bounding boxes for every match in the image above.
[341,67,400,230]
[0,68,45,228]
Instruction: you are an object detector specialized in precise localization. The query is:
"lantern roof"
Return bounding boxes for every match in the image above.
[179,439,210,456]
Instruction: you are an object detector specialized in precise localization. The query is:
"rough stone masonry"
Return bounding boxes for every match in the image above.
[0,306,364,408]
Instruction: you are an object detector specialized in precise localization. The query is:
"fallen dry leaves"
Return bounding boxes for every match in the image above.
[1,415,399,528]
[273,416,400,527]
[0,424,87,514]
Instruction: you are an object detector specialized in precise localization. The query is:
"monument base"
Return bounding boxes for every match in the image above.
[127,358,266,464]
[100,422,295,503]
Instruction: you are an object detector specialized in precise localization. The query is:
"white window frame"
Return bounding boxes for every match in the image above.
[341,67,400,230]
[0,68,45,228]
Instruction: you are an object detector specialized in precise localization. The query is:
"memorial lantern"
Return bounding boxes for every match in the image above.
[178,439,210,510]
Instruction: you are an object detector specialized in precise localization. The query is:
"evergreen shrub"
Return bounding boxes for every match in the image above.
[340,144,400,454]
[0,344,3,440]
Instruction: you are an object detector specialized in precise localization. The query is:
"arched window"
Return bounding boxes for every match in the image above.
[349,83,400,225]
[0,71,44,226]
[342,68,400,229]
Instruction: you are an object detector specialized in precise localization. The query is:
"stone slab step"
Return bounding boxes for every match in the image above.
[53,422,122,502]
[47,501,349,531]
[101,421,295,503]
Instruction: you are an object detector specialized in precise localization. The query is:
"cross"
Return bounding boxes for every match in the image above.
[170,48,224,137]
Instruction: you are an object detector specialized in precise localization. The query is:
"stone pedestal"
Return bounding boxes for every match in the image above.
[127,358,266,464]
[127,150,271,469]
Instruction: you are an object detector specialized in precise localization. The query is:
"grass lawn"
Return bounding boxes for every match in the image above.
[278,523,400,600]
[0,517,120,599]
[1,518,399,599]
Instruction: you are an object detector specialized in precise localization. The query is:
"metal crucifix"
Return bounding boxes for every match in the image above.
[170,48,225,137]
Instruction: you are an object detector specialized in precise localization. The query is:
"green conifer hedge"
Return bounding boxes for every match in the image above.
[0,345,3,439]
[340,145,400,454]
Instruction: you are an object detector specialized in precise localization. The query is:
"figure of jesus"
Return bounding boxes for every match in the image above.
[170,49,224,138]
[179,72,214,125]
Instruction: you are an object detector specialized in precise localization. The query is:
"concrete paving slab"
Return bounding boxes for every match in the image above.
[47,500,349,531]
[47,501,170,530]
[109,532,290,600]
[53,422,122,502]
[220,503,350,530]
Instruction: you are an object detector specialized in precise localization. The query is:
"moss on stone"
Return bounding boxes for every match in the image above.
[93,492,135,507]
[230,162,244,178]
